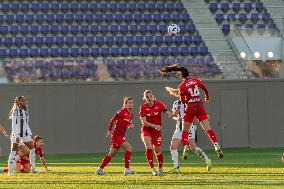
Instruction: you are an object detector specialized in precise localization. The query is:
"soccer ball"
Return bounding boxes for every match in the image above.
[168,24,180,36]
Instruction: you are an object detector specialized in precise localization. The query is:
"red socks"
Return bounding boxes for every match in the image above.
[124,151,131,169]
[145,149,154,168]
[156,153,164,168]
[3,168,8,173]
[206,129,218,144]
[182,131,189,146]
[99,155,111,169]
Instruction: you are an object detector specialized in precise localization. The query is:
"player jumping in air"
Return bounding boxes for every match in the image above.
[140,90,176,176]
[7,96,39,176]
[165,87,212,172]
[160,64,223,160]
[96,97,135,175]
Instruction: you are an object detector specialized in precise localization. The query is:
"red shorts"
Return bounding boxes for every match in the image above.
[111,135,126,149]
[183,102,208,123]
[141,126,162,146]
[16,159,30,173]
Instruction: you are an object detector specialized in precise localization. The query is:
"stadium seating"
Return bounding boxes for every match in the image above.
[207,0,278,35]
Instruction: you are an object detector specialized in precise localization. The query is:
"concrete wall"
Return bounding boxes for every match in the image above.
[0,80,284,155]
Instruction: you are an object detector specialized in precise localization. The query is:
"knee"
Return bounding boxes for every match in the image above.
[127,146,132,152]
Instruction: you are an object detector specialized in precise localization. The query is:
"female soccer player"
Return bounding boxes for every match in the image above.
[160,65,223,160]
[140,90,176,176]
[96,97,135,175]
[165,87,212,172]
[33,135,50,171]
[7,96,39,176]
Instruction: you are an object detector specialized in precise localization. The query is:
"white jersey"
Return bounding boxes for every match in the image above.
[11,108,32,143]
[172,100,185,131]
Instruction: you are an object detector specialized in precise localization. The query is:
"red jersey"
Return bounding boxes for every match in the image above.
[178,77,209,104]
[108,107,133,136]
[139,100,167,127]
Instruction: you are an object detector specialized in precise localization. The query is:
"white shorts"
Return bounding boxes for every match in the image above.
[172,125,197,140]
[10,128,32,144]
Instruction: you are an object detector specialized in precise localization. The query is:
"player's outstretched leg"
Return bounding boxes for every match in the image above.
[195,147,212,171]
[181,130,190,160]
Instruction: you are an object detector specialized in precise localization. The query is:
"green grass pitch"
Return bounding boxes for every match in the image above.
[0,148,283,188]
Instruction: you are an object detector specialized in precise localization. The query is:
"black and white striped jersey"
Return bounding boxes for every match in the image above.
[11,108,30,137]
[172,100,185,131]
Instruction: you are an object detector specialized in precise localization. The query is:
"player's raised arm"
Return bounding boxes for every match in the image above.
[140,116,161,131]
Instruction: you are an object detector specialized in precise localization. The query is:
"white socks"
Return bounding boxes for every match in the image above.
[30,148,36,170]
[8,151,17,174]
[195,147,209,162]
[170,149,179,169]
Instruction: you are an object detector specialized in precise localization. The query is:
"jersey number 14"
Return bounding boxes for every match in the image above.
[188,85,200,97]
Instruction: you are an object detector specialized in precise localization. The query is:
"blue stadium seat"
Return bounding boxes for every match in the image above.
[71,25,80,34]
[145,36,153,45]
[222,24,230,35]
[251,13,259,23]
[0,15,3,24]
[16,15,25,24]
[100,25,109,33]
[70,3,79,13]
[30,48,39,57]
[11,3,20,13]
[60,3,69,12]
[80,3,89,12]
[215,14,224,24]
[227,13,236,21]
[35,37,44,47]
[45,36,54,47]
[158,25,167,33]
[35,14,45,24]
[257,24,265,31]
[110,48,120,56]
[50,48,60,57]
[0,49,7,58]
[141,47,150,56]
[94,14,103,23]
[105,36,114,46]
[4,37,13,47]
[124,14,133,23]
[50,4,60,13]
[134,36,144,45]
[85,14,94,24]
[39,48,49,57]
[173,36,183,44]
[268,23,277,32]
[90,3,98,12]
[0,26,8,35]
[30,25,39,35]
[105,14,114,23]
[51,25,60,34]
[193,35,202,45]
[24,37,34,47]
[120,25,129,34]
[81,25,89,34]
[86,36,95,46]
[221,3,229,13]
[10,25,19,35]
[41,3,50,13]
[134,14,142,23]
[40,25,50,35]
[154,36,163,45]
[95,36,104,46]
[131,47,141,56]
[183,36,192,45]
[9,49,18,58]
[65,36,74,46]
[181,14,190,22]
[137,3,146,11]
[239,13,247,23]
[232,3,241,13]
[175,3,184,12]
[165,3,174,12]
[6,15,15,24]
[165,36,173,45]
[149,25,158,34]
[143,14,152,23]
[108,3,118,12]
[153,14,162,23]
[114,14,123,23]
[55,36,64,46]
[99,4,108,12]
[20,25,29,35]
[180,47,189,55]
[188,24,196,33]
[199,46,209,55]
[245,24,254,32]
[90,25,99,34]
[55,14,64,24]
[121,48,130,56]
[170,47,179,56]
[128,3,137,12]
[130,25,138,34]
[262,13,271,23]
[171,14,180,22]
[118,3,127,11]
[147,3,156,12]
[256,2,264,12]
[31,3,40,13]
[115,36,124,45]
[160,47,169,56]
[244,3,253,12]
[20,3,29,13]
[139,25,148,34]
[81,48,90,57]
[15,37,24,47]
[125,36,134,45]
[75,14,84,24]
[156,3,166,12]
[71,48,79,57]
[190,47,198,56]
[101,48,110,57]
[91,48,100,57]
[60,48,69,57]
[209,3,218,13]
[1,3,10,13]
[162,14,171,22]
[66,14,74,23]
[25,14,34,24]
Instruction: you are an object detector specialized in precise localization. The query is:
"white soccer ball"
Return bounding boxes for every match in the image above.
[168,24,180,36]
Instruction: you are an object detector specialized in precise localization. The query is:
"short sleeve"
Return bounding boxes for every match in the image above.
[139,105,146,117]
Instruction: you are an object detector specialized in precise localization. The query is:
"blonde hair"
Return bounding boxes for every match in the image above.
[8,96,27,120]
[143,90,154,101]
[123,96,133,107]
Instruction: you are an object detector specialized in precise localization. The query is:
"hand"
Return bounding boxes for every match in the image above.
[154,125,161,131]
[3,131,9,138]
[128,124,134,129]
[205,96,210,102]
[105,131,111,139]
